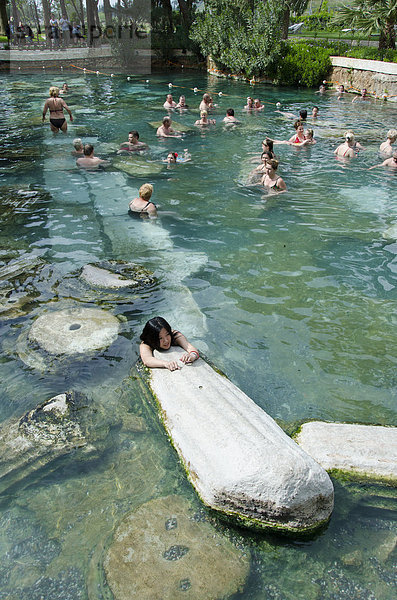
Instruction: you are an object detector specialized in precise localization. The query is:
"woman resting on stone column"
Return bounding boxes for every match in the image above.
[140,317,199,371]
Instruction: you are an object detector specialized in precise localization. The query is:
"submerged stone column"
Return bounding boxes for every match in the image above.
[146,347,334,534]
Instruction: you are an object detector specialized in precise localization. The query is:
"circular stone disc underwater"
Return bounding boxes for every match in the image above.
[104,495,249,600]
[28,307,120,355]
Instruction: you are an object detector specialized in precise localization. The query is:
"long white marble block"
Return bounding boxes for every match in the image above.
[148,348,334,533]
[295,421,397,482]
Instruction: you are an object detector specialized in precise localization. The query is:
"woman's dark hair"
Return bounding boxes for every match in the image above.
[226,108,234,116]
[140,316,173,351]
[83,143,94,156]
[263,138,275,156]
[294,119,303,130]
[261,151,272,161]
[299,109,308,120]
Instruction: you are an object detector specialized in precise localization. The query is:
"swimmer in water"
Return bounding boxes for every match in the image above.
[352,88,370,103]
[199,93,214,113]
[118,130,148,152]
[156,116,182,138]
[334,131,357,158]
[223,108,240,125]
[379,130,397,157]
[140,316,199,371]
[368,152,397,170]
[194,110,215,126]
[163,94,177,109]
[261,158,287,193]
[76,144,109,168]
[71,138,84,156]
[128,183,157,217]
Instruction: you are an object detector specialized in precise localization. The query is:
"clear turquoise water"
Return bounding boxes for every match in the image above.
[0,71,396,599]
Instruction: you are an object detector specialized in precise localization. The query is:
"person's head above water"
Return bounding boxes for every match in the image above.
[299,109,308,120]
[139,183,153,200]
[162,116,172,126]
[73,138,83,151]
[262,138,274,153]
[200,110,208,118]
[387,129,397,141]
[344,130,355,143]
[293,119,304,131]
[83,143,94,157]
[49,86,60,97]
[167,152,178,163]
[140,316,173,351]
[226,108,234,116]
[128,130,139,142]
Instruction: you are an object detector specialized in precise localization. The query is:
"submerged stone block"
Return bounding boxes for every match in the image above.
[104,495,249,600]
[295,421,397,482]
[28,306,120,355]
[147,347,334,533]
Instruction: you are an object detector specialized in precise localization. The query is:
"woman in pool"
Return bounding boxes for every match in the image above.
[290,128,316,146]
[288,119,306,143]
[245,97,254,110]
[379,129,397,156]
[246,151,273,185]
[42,86,73,133]
[140,316,199,371]
[262,159,287,193]
[194,110,215,126]
[334,131,360,158]
[128,183,157,218]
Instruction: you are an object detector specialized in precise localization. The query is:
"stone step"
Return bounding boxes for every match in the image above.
[146,347,334,534]
[295,421,397,483]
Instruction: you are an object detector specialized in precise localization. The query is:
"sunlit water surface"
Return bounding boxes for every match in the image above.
[0,72,396,599]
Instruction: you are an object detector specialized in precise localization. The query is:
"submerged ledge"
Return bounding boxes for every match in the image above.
[295,421,397,484]
[146,347,334,534]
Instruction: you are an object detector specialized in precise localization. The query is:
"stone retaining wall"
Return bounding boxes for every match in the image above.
[330,56,397,101]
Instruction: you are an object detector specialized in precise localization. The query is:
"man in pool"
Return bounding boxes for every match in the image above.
[352,88,369,103]
[118,130,148,152]
[76,144,109,168]
[223,108,240,125]
[156,116,182,138]
[368,152,397,170]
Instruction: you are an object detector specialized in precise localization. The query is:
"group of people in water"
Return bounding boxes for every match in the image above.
[40,83,396,371]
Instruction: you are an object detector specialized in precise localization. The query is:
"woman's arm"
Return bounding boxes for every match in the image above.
[42,100,49,121]
[173,331,199,363]
[62,100,73,121]
[140,342,180,371]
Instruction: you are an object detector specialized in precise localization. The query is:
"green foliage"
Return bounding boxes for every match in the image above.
[331,0,397,50]
[296,1,334,31]
[345,46,397,62]
[190,0,285,78]
[271,41,333,87]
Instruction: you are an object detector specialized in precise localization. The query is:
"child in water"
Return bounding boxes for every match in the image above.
[140,316,199,371]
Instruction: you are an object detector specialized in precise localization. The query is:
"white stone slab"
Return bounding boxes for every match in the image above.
[148,347,334,533]
[295,421,397,482]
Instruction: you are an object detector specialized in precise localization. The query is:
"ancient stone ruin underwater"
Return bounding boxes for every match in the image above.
[0,72,396,599]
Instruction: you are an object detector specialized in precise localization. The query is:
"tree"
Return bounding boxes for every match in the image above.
[281,0,309,40]
[0,0,8,35]
[332,0,397,50]
[190,0,286,77]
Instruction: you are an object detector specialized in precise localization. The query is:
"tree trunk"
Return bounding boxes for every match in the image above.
[0,0,7,35]
[162,0,174,33]
[103,0,113,27]
[378,18,396,51]
[282,7,290,40]
[32,0,41,34]
[10,0,20,26]
[41,0,51,43]
[59,0,69,20]
[177,0,190,26]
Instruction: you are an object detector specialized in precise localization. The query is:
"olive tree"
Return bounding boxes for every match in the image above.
[190,0,286,77]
